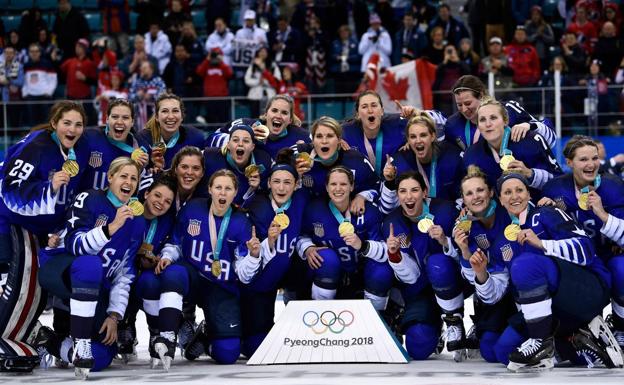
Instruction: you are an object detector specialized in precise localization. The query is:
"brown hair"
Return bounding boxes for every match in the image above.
[326,165,355,186]
[31,100,87,133]
[354,90,383,120]
[452,75,487,99]
[170,146,205,174]
[260,94,302,127]
[563,135,598,160]
[145,93,186,144]
[107,98,135,121]
[208,169,238,191]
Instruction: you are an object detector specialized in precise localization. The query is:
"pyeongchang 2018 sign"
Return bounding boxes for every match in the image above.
[248,300,409,364]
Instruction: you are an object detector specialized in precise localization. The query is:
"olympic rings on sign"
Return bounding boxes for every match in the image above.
[301,310,355,334]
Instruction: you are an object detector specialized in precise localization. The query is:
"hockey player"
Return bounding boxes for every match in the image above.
[294,116,380,215]
[169,146,206,213]
[0,101,88,372]
[149,169,261,368]
[492,172,622,371]
[380,111,465,213]
[443,75,556,151]
[38,157,146,379]
[81,99,150,192]
[542,135,624,352]
[341,91,447,176]
[136,93,206,171]
[206,94,310,159]
[202,124,272,206]
[241,149,309,357]
[382,171,458,360]
[463,97,562,197]
[296,166,393,310]
[438,166,516,362]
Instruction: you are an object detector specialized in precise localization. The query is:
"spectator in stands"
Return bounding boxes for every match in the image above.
[538,56,580,121]
[616,57,624,111]
[52,0,90,61]
[353,0,395,38]
[245,46,280,117]
[393,12,427,65]
[484,0,505,45]
[253,0,280,34]
[277,64,308,120]
[60,38,97,100]
[6,30,28,64]
[236,10,268,46]
[145,22,172,75]
[18,7,47,48]
[509,0,536,26]
[134,0,166,35]
[178,21,204,68]
[358,13,392,73]
[100,0,131,56]
[329,24,361,94]
[561,30,589,79]
[119,34,158,78]
[205,18,234,67]
[37,28,60,64]
[524,5,555,69]
[463,0,486,56]
[409,0,437,32]
[303,14,328,93]
[291,0,327,39]
[129,59,166,129]
[458,37,480,75]
[0,45,24,126]
[427,3,469,48]
[163,0,191,47]
[505,25,541,87]
[567,3,598,54]
[422,25,446,65]
[580,59,617,125]
[94,69,129,125]
[479,36,514,88]
[592,21,623,80]
[204,0,230,36]
[269,15,303,69]
[196,47,233,124]
[433,44,470,113]
[601,2,621,35]
[22,42,57,125]
[163,44,198,98]
[92,37,119,98]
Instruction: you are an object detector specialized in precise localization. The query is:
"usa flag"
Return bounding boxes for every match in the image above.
[89,151,103,168]
[188,219,201,236]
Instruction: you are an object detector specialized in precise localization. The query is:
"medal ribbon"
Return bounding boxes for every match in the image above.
[362,130,384,176]
[413,199,434,222]
[329,201,351,224]
[144,218,158,245]
[509,213,520,226]
[464,120,480,147]
[272,196,292,214]
[51,132,76,161]
[476,200,497,219]
[499,126,513,157]
[312,149,339,166]
[579,174,602,196]
[416,155,438,198]
[106,190,125,208]
[159,130,180,149]
[208,206,232,263]
[104,125,146,154]
[225,151,265,174]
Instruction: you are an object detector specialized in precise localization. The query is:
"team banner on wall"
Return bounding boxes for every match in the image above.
[247,300,409,365]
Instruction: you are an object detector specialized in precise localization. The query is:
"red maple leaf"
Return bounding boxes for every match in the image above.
[382,70,409,101]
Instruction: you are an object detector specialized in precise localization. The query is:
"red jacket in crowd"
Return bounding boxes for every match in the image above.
[505,43,541,86]
[60,56,97,99]
[196,59,233,97]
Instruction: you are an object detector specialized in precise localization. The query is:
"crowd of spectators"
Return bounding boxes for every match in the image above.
[0,0,622,128]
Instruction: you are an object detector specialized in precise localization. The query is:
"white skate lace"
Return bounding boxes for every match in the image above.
[517,338,542,357]
[74,339,93,360]
[444,324,463,343]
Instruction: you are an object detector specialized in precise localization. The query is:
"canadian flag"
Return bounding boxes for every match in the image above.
[365,53,437,112]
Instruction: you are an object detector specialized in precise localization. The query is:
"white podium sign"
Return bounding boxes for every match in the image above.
[247,300,409,365]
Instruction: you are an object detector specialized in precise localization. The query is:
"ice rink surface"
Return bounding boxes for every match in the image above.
[2,301,623,384]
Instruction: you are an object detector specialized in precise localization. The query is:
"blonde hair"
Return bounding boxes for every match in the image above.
[260,94,302,127]
[311,116,342,139]
[107,157,141,180]
[460,165,492,196]
[477,96,509,125]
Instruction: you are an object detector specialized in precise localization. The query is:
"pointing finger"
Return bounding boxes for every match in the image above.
[389,223,394,237]
[393,99,404,111]
[251,225,256,238]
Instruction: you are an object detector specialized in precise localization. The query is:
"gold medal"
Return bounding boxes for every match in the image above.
[62,159,80,177]
[138,243,156,261]
[298,152,313,168]
[128,199,144,216]
[578,193,589,210]
[274,213,290,230]
[131,148,145,162]
[254,124,269,140]
[153,141,166,154]
[244,164,260,178]
[211,260,222,277]
[504,224,521,241]
[338,222,355,237]
[499,154,516,171]
[455,219,472,234]
[417,218,435,233]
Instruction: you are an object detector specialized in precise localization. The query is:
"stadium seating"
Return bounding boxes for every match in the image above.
[1,15,20,32]
[85,12,102,32]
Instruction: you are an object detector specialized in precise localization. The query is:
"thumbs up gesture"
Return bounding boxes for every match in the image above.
[246,226,261,258]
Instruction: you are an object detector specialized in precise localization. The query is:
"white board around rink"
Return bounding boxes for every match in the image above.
[248,300,409,365]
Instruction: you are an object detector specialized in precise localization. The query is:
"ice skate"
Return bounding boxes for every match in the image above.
[507,337,554,372]
[72,339,93,380]
[441,313,466,362]
[587,315,624,368]
[154,333,176,372]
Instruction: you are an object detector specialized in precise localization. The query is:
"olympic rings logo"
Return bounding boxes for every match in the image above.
[302,310,355,334]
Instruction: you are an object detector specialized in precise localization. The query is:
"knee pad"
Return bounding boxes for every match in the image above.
[363,260,394,296]
[404,323,439,360]
[209,337,240,365]
[493,326,524,365]
[312,248,341,290]
[161,264,190,295]
[241,333,266,359]
[479,331,500,363]
[91,341,117,372]
[136,270,161,300]
[425,253,462,298]
[70,255,103,288]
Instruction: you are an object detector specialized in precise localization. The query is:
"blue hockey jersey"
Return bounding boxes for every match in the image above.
[136,125,206,169]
